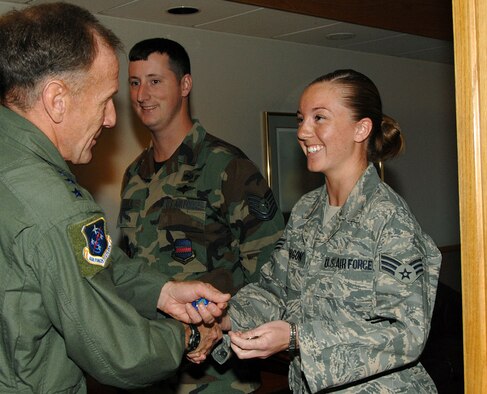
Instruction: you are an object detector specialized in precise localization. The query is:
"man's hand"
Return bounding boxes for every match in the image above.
[158,280,230,324]
[185,323,223,364]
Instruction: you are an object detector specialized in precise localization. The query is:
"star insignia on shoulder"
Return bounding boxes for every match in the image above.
[72,188,83,198]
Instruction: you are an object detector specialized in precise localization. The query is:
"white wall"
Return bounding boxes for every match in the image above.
[0,3,459,248]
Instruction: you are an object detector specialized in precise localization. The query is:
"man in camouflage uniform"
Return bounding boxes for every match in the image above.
[228,164,441,392]
[118,38,285,393]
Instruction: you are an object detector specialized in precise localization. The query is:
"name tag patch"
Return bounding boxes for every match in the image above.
[289,248,304,262]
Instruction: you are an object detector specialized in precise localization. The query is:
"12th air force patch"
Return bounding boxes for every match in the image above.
[380,254,424,284]
[68,216,112,277]
[81,218,112,267]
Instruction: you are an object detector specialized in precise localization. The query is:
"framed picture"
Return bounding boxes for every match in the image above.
[263,112,324,216]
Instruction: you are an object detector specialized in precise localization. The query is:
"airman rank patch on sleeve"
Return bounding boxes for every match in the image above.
[380,255,424,284]
[247,190,278,221]
[68,216,112,277]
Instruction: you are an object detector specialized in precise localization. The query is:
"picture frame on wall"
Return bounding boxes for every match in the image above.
[263,112,324,217]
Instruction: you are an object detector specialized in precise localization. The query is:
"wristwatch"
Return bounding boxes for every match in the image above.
[288,321,298,357]
[187,324,201,353]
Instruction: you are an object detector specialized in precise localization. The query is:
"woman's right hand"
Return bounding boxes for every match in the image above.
[228,320,291,359]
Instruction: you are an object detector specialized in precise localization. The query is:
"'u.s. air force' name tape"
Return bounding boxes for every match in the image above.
[323,256,373,271]
[290,248,374,272]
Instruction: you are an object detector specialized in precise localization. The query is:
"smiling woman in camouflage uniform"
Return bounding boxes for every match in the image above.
[217,69,442,393]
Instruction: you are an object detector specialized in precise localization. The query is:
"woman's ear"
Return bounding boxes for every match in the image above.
[355,118,373,143]
[42,80,67,123]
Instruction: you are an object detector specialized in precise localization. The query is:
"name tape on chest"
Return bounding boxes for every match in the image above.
[323,256,373,271]
[289,248,374,272]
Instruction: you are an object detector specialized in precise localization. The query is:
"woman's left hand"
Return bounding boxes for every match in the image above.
[228,320,290,359]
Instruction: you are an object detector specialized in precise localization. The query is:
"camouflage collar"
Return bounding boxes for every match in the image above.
[178,121,207,165]
[136,122,207,180]
[336,163,381,222]
[304,163,381,223]
[136,147,156,181]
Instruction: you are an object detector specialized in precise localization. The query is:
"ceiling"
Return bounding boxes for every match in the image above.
[4,0,454,64]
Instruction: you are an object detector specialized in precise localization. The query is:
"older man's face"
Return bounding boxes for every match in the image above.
[59,39,119,164]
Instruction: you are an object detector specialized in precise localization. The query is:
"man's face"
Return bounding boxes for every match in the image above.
[60,41,119,164]
[128,52,188,133]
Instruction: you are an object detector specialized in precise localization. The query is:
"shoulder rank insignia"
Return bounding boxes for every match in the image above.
[380,254,424,284]
[81,217,112,267]
[57,169,83,199]
[172,238,195,264]
[247,190,278,221]
[274,237,286,251]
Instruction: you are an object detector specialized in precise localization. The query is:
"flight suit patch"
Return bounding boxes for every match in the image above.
[380,254,424,284]
[68,216,112,277]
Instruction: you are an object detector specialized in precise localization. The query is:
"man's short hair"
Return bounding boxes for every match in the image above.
[129,38,191,80]
[0,2,122,109]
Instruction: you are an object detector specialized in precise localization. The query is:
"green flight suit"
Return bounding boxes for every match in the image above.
[0,106,186,393]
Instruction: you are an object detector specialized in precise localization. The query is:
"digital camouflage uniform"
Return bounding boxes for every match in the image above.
[118,122,285,393]
[0,106,187,393]
[229,164,441,393]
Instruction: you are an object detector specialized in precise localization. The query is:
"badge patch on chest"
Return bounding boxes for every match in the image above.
[172,238,195,264]
[81,218,112,267]
[380,254,424,284]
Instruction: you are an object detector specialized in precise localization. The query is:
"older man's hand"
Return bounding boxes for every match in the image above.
[185,323,223,364]
[158,280,230,324]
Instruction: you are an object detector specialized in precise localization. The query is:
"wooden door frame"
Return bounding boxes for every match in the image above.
[453,0,487,391]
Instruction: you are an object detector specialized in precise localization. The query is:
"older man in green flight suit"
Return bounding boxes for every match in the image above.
[0,3,230,393]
